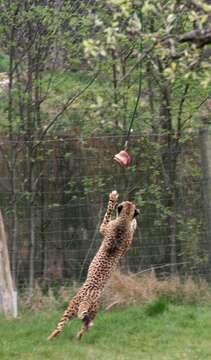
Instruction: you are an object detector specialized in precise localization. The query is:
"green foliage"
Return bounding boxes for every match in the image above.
[0,52,8,72]
[0,0,210,284]
[145,296,169,316]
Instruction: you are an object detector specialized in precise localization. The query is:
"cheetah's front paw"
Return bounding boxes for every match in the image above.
[109,190,119,203]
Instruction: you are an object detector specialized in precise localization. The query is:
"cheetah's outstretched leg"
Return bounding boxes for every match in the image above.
[100,190,119,235]
[76,301,100,340]
[47,296,79,340]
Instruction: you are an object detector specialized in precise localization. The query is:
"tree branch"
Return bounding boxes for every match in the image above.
[190,0,211,12]
[182,94,211,128]
[178,28,211,47]
[33,71,99,150]
[177,83,190,136]
[118,43,156,84]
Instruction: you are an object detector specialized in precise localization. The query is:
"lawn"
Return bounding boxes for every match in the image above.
[1,303,211,360]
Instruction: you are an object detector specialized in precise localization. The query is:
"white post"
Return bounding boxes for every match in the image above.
[0,210,18,317]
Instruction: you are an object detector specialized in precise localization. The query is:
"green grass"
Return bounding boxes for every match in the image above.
[1,303,211,360]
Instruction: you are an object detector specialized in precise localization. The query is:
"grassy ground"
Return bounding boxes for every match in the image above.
[1,302,211,360]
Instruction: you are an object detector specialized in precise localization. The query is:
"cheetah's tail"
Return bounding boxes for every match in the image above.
[47,328,62,340]
[47,299,78,340]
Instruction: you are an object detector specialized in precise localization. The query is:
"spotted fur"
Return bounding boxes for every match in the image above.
[48,190,139,340]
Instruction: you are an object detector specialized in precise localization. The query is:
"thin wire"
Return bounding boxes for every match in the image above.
[124,12,143,149]
[125,56,143,147]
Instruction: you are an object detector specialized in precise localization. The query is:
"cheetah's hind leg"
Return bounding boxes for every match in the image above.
[76,301,99,340]
[76,314,91,340]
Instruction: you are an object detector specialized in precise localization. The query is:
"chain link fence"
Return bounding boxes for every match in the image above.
[0,129,210,290]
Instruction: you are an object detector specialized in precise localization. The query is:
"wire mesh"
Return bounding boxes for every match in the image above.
[0,130,210,290]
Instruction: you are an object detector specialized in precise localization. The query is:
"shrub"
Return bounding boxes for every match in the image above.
[103,270,211,309]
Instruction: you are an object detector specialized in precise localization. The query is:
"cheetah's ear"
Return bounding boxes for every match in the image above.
[117,204,123,215]
[134,208,140,218]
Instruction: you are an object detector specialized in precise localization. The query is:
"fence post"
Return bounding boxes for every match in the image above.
[0,210,17,317]
[199,124,211,280]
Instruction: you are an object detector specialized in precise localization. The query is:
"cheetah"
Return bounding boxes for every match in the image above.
[48,190,139,340]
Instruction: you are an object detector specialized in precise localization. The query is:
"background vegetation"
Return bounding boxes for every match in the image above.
[1,1,211,358]
[0,0,211,293]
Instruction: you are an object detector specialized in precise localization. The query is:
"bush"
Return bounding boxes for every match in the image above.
[103,270,211,309]
[18,270,211,312]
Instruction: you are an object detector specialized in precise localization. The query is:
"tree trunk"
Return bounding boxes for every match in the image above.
[0,210,17,318]
[169,199,177,275]
[8,19,19,286]
[28,205,35,299]
[11,201,18,284]
[199,125,211,280]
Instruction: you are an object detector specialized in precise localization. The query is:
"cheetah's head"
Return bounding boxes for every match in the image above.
[117,201,140,220]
